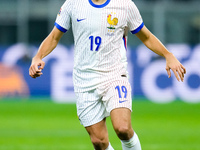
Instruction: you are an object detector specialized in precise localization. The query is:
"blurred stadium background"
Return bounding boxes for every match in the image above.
[0,0,200,150]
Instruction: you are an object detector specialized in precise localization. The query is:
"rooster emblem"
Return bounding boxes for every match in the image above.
[107,14,118,29]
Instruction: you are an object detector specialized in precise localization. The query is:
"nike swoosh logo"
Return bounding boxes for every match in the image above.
[119,100,128,103]
[77,18,86,22]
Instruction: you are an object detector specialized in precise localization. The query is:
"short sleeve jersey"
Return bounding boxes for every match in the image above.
[55,0,144,92]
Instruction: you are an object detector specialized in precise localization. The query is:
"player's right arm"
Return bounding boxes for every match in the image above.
[29,26,64,78]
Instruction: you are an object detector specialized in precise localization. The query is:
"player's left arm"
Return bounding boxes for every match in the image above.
[135,25,186,82]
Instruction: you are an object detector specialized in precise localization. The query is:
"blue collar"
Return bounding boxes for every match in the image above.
[88,0,111,8]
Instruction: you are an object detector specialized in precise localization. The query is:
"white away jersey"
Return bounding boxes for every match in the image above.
[55,0,144,92]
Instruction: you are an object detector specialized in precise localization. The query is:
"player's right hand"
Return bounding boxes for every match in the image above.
[29,57,45,78]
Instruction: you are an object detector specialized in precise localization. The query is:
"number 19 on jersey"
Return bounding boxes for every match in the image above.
[89,36,102,51]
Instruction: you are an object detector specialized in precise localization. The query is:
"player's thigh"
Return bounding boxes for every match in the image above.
[110,107,132,130]
[85,118,108,141]
[110,108,134,140]
[103,77,133,139]
[85,118,109,147]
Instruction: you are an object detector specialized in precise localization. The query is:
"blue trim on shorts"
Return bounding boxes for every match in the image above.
[54,22,67,33]
[131,22,144,34]
[88,0,110,8]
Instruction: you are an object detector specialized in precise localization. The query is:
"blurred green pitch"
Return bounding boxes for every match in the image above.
[0,99,199,150]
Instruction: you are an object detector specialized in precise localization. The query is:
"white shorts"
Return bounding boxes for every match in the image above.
[76,77,132,127]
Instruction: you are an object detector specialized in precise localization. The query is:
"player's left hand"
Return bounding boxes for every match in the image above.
[165,53,186,82]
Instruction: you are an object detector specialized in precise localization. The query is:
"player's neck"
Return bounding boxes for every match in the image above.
[91,0,107,5]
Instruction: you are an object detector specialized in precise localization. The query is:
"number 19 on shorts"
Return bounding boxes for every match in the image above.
[115,85,128,99]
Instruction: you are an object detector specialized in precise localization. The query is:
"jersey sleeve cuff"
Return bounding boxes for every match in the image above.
[54,22,68,33]
[131,22,144,34]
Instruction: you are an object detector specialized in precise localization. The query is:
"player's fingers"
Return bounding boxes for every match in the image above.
[33,63,43,76]
[36,70,42,73]
[32,72,43,79]
[29,65,42,78]
[172,69,180,82]
[29,66,35,77]
[30,70,37,78]
[179,64,186,82]
[177,68,184,82]
[35,72,43,75]
[181,67,186,78]
[29,65,37,76]
[34,63,41,73]
[39,62,45,70]
[34,73,43,77]
[181,64,186,74]
[166,67,171,78]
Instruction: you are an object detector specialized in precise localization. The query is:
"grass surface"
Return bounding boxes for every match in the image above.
[0,99,200,150]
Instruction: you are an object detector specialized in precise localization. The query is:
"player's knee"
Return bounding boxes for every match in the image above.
[115,125,133,140]
[91,136,108,150]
